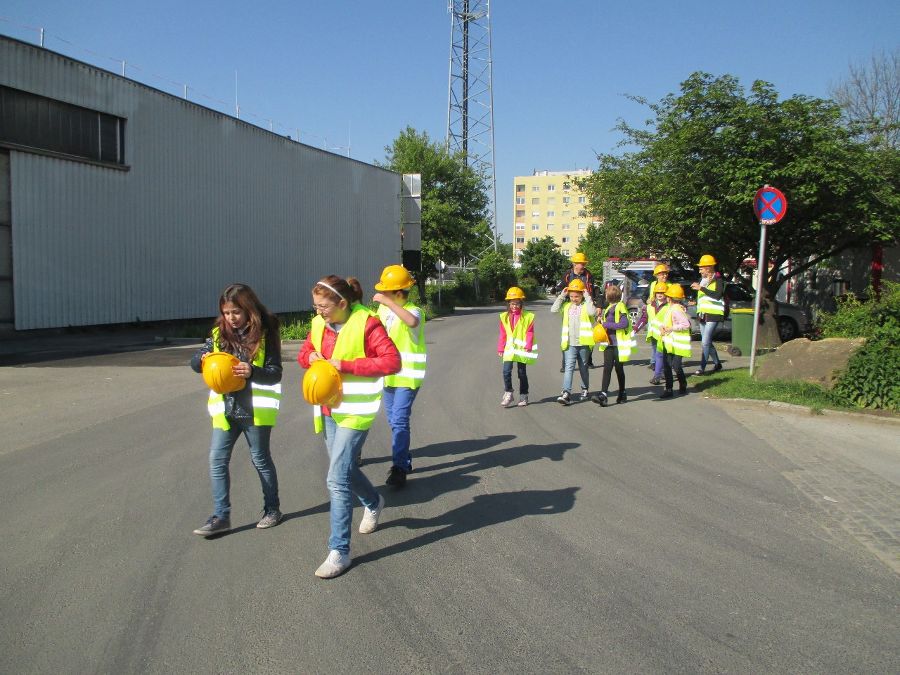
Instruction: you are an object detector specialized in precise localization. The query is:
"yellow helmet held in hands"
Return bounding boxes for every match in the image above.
[202,352,247,395]
[592,323,609,344]
[653,263,669,275]
[565,278,586,293]
[374,264,415,291]
[665,284,685,300]
[696,254,717,267]
[505,287,526,301]
[302,359,343,408]
[570,252,589,264]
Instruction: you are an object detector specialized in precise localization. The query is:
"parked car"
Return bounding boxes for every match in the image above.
[623,271,810,342]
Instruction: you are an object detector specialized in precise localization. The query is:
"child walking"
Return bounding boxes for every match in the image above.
[551,278,596,405]
[646,282,669,386]
[298,275,401,578]
[592,283,635,406]
[658,284,692,398]
[498,286,538,407]
[190,283,283,537]
[373,265,426,489]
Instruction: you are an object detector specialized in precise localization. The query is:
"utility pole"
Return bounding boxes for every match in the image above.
[447,0,497,252]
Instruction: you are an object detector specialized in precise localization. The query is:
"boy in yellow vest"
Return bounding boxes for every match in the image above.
[498,287,538,407]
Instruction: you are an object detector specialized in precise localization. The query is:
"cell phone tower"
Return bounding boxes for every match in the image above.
[447,0,497,252]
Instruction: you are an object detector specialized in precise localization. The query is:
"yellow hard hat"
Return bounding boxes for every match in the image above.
[665,284,685,300]
[654,282,669,294]
[592,323,609,344]
[565,278,586,293]
[202,352,247,394]
[505,286,526,301]
[697,254,717,267]
[653,264,669,275]
[302,359,343,408]
[374,264,415,291]
[570,252,589,264]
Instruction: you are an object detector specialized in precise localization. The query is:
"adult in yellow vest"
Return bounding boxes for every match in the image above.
[373,264,426,489]
[690,254,725,375]
[591,283,635,406]
[190,284,283,538]
[298,275,401,579]
[658,284,692,398]
[551,278,596,405]
[498,286,538,407]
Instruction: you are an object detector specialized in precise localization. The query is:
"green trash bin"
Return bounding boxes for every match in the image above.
[730,308,755,356]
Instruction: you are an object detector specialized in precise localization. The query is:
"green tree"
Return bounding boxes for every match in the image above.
[476,250,517,301]
[576,222,614,273]
[581,72,900,309]
[379,127,491,293]
[519,237,569,289]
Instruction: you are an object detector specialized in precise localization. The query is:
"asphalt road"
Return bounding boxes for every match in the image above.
[1,302,898,673]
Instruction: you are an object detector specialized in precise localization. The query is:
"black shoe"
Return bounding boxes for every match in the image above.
[557,390,571,406]
[678,387,688,396]
[649,377,661,385]
[386,466,407,488]
[617,393,627,404]
[591,392,608,407]
[660,389,674,399]
[193,515,231,537]
[713,363,723,373]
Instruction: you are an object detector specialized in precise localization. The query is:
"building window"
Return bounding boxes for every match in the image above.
[531,210,540,217]
[546,210,555,218]
[578,196,587,204]
[562,210,571,217]
[516,183,525,192]
[563,181,571,190]
[547,184,556,191]
[547,197,556,205]
[515,237,525,244]
[515,197,525,205]
[0,85,126,166]
[531,237,540,243]
[562,237,570,244]
[578,223,587,229]
[562,223,571,230]
[562,196,571,204]
[531,198,540,205]
[562,249,570,256]
[515,223,525,230]
[531,224,540,230]
[516,209,525,218]
[578,235,585,242]
[546,223,554,231]
[532,185,540,191]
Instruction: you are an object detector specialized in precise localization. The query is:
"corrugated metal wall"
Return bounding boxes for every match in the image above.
[1,38,402,329]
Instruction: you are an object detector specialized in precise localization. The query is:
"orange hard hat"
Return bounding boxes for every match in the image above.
[697,254,717,267]
[374,264,415,291]
[202,352,247,394]
[505,286,526,301]
[565,278,586,293]
[570,252,589,264]
[665,284,685,300]
[592,323,609,344]
[654,282,669,294]
[653,264,669,275]
[302,359,343,407]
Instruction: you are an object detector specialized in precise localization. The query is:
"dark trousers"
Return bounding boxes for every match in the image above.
[503,361,529,395]
[601,347,625,393]
[663,351,687,391]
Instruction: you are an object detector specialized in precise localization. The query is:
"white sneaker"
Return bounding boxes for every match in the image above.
[579,387,589,401]
[359,494,385,534]
[500,391,514,407]
[315,549,351,579]
[517,395,529,407]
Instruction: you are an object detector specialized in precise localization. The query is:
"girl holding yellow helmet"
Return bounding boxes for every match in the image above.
[498,286,537,407]
[658,283,692,398]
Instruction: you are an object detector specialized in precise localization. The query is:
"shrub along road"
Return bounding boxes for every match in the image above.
[1,302,898,672]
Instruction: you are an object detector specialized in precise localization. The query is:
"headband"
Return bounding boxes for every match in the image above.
[316,281,346,302]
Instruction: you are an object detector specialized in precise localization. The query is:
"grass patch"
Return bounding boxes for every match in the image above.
[690,368,852,412]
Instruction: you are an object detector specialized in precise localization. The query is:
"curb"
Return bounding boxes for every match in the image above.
[710,397,900,425]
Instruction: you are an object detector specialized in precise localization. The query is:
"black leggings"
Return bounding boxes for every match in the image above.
[601,347,625,393]
[663,352,687,391]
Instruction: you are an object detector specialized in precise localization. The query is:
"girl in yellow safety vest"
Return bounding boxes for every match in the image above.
[658,283,692,398]
[551,278,596,405]
[498,286,538,408]
[373,265,426,489]
[190,283,283,538]
[298,275,401,579]
[591,283,635,406]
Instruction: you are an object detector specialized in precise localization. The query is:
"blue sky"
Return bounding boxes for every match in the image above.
[2,1,898,242]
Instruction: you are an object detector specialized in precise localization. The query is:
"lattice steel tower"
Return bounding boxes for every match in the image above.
[447,0,497,251]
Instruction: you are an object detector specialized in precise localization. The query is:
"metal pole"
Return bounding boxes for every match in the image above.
[486,0,497,252]
[749,221,768,376]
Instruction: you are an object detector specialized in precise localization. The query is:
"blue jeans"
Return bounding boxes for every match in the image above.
[650,338,664,377]
[562,345,590,392]
[502,361,529,395]
[383,386,419,473]
[699,319,722,371]
[208,421,279,519]
[323,415,380,555]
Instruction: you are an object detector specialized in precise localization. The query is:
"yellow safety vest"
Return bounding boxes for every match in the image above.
[560,302,596,350]
[500,311,538,364]
[697,279,725,317]
[310,305,383,433]
[207,328,281,430]
[596,302,636,362]
[660,304,692,357]
[378,302,427,389]
[646,301,663,343]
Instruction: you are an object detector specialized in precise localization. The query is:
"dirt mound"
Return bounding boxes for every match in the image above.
[755,338,866,389]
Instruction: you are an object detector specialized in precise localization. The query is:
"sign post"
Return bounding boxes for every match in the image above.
[749,185,787,376]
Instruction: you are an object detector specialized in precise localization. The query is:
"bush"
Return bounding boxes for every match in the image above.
[817,281,900,340]
[279,312,313,341]
[515,276,545,301]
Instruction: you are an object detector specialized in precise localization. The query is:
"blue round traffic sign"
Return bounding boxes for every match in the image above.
[753,186,787,225]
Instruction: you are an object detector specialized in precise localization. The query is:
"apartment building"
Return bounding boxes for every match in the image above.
[512,169,597,261]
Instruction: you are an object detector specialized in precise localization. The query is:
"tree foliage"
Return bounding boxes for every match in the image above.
[380,127,491,281]
[519,236,569,288]
[576,222,614,272]
[476,250,517,300]
[830,48,900,150]
[580,72,900,301]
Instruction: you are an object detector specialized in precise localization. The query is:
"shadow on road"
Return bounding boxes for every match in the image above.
[353,487,579,566]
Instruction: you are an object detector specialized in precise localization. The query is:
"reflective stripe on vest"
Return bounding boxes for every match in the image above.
[697,279,725,316]
[646,302,662,342]
[596,302,634,362]
[207,328,282,430]
[378,303,427,389]
[500,311,538,364]
[660,304,692,357]
[560,302,595,350]
[310,305,383,432]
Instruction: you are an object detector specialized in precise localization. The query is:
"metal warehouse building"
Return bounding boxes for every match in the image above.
[0,36,415,331]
